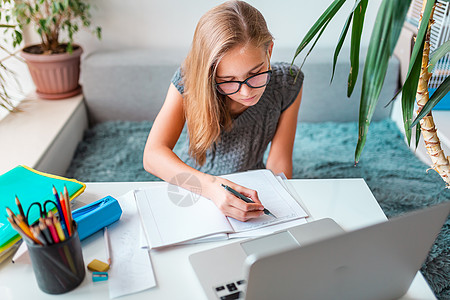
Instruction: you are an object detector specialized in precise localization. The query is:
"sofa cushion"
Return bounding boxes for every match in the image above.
[81,48,400,124]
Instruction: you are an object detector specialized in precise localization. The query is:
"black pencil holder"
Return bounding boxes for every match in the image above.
[26,222,85,294]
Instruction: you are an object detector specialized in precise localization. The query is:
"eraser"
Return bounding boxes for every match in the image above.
[87,259,110,272]
[92,271,108,282]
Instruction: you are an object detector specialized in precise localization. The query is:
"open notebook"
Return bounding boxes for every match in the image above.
[135,170,308,249]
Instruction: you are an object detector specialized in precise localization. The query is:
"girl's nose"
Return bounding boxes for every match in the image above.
[239,83,252,97]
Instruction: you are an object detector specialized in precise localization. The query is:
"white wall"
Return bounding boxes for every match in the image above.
[24,0,382,62]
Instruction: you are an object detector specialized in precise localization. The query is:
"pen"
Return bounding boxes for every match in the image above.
[220,184,277,218]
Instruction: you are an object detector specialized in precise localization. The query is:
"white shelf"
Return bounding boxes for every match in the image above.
[0,93,88,176]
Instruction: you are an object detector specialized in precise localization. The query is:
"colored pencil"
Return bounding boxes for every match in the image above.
[59,192,70,235]
[45,218,60,244]
[52,186,69,237]
[7,216,35,245]
[15,195,28,226]
[64,185,73,235]
[30,226,48,246]
[6,208,42,245]
[53,216,66,242]
[39,218,53,244]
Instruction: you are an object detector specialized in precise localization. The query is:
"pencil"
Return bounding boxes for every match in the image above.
[59,192,70,236]
[15,195,28,226]
[16,215,42,245]
[6,208,41,245]
[45,218,60,244]
[30,226,48,246]
[104,227,111,266]
[52,186,69,237]
[64,185,73,235]
[53,216,66,242]
[7,216,35,245]
[39,218,53,244]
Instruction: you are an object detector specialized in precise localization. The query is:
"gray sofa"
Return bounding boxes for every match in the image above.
[81,48,400,124]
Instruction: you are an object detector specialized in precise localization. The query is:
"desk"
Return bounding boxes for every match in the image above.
[0,179,437,299]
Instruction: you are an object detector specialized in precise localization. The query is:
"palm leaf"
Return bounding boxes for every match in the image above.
[292,0,346,67]
[411,75,450,127]
[331,11,352,83]
[296,18,332,82]
[331,0,364,83]
[401,0,435,145]
[355,0,410,163]
[428,40,450,72]
[347,0,368,97]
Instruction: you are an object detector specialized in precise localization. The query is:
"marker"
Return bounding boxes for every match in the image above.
[220,184,277,218]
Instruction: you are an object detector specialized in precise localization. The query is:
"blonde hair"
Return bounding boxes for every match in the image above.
[182,0,273,166]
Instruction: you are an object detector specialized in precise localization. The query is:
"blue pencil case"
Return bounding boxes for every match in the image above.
[73,196,122,241]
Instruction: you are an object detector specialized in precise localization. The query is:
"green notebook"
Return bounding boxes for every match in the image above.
[0,165,85,252]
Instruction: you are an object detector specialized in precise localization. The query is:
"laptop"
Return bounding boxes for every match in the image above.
[189,201,450,300]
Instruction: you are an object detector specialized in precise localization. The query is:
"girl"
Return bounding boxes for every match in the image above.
[143,0,304,222]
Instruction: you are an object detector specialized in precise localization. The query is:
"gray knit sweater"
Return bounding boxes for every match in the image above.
[171,62,304,175]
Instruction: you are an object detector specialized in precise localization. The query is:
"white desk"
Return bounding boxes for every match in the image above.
[0,179,436,299]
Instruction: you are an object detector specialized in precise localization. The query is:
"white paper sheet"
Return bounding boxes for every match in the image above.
[108,191,156,299]
[222,170,308,232]
[135,188,232,248]
[229,217,308,238]
[136,170,308,249]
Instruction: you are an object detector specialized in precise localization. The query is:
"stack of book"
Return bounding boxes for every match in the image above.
[134,169,309,249]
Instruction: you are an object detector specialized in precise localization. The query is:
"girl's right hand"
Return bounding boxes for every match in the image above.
[207,177,265,222]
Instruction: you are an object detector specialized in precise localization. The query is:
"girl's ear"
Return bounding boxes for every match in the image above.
[267,41,274,58]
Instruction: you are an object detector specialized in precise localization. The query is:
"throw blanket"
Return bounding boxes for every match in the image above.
[66,119,450,299]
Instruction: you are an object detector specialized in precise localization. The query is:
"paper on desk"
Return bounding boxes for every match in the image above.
[108,191,156,299]
[229,217,307,239]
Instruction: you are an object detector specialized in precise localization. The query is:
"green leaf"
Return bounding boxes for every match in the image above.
[428,40,450,72]
[401,0,434,145]
[407,0,435,78]
[347,0,368,97]
[411,76,450,127]
[415,123,421,149]
[389,1,411,55]
[298,18,332,79]
[354,0,410,163]
[401,41,424,145]
[331,0,365,83]
[292,0,347,65]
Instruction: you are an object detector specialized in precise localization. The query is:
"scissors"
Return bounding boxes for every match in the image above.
[25,200,59,225]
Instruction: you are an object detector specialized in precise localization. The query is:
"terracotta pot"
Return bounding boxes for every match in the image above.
[21,45,83,100]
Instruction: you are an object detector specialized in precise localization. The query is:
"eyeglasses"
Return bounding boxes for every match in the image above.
[215,70,272,96]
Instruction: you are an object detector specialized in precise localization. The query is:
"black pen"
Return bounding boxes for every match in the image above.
[221,184,277,218]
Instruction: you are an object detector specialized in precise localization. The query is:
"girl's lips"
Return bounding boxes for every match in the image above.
[241,95,256,102]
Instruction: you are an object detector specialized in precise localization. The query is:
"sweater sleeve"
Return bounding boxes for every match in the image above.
[171,67,185,94]
[280,63,304,112]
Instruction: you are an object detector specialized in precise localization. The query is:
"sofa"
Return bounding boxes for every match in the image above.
[80,47,400,124]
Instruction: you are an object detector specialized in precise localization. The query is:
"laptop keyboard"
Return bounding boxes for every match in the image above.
[214,279,246,299]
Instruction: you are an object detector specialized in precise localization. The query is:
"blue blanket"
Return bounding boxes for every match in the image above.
[66,119,450,299]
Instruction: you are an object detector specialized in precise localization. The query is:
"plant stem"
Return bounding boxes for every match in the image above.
[416,0,450,188]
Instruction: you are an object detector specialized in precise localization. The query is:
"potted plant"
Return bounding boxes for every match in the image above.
[4,0,101,100]
[293,0,450,187]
